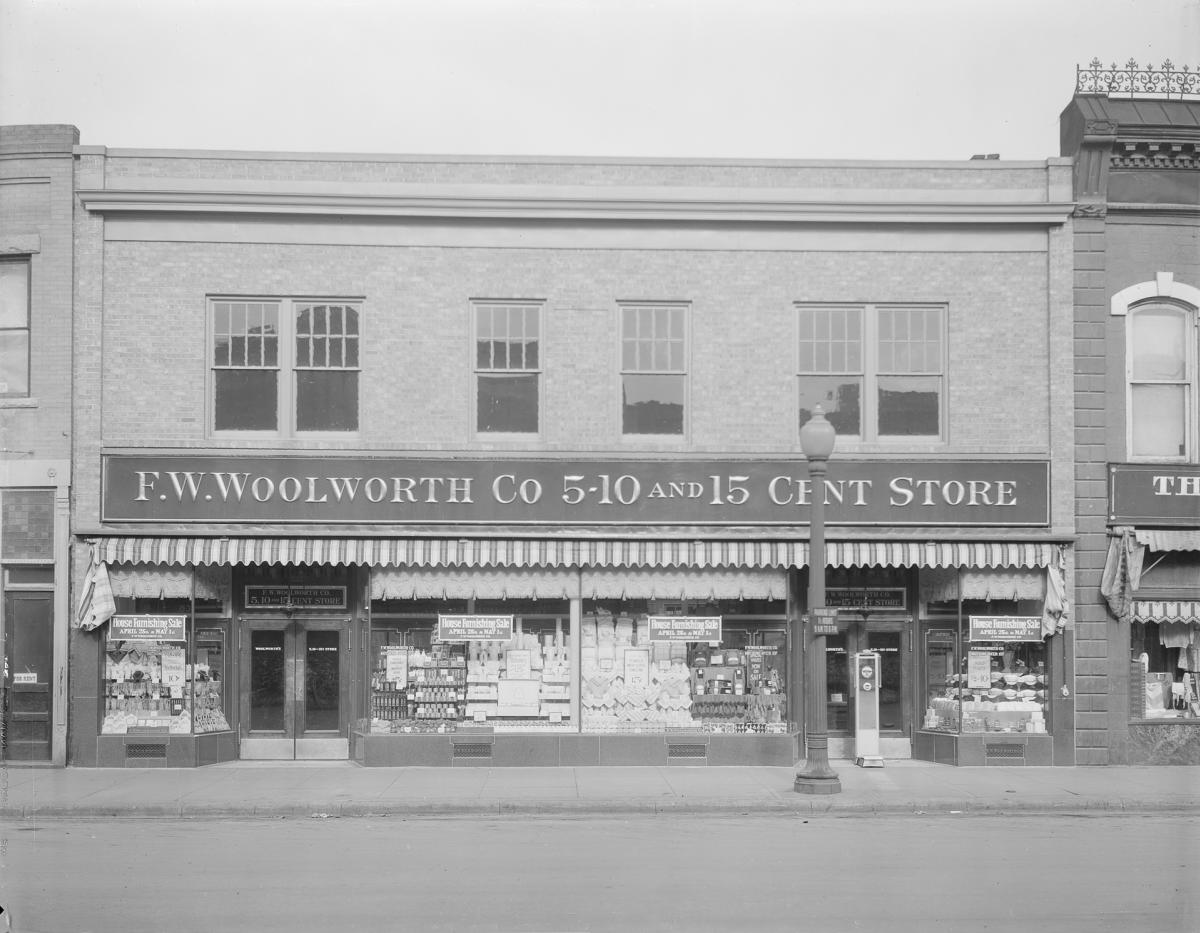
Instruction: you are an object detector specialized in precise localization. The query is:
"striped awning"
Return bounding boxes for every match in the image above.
[89,536,1057,570]
[1135,529,1200,552]
[1132,600,1200,624]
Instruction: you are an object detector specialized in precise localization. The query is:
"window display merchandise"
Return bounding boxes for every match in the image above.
[369,617,571,734]
[580,606,786,734]
[100,617,231,736]
[1131,621,1200,719]
[922,624,1049,735]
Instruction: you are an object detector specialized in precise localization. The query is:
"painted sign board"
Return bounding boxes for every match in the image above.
[102,455,1050,527]
[437,615,514,642]
[1110,463,1200,526]
[245,586,347,609]
[826,588,907,610]
[109,615,187,641]
[968,616,1043,643]
[647,616,722,642]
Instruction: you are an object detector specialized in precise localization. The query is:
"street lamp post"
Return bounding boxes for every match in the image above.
[794,405,842,795]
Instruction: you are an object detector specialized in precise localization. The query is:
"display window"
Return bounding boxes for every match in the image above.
[1131,621,1200,719]
[580,599,787,734]
[368,600,571,734]
[99,599,232,736]
[368,597,787,735]
[921,607,1051,736]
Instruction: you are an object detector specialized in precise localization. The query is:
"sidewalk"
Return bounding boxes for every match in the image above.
[3,759,1198,819]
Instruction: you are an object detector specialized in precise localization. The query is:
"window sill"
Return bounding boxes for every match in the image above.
[0,397,38,409]
[1130,717,1200,725]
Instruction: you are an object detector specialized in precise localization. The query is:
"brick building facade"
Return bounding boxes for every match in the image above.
[59,143,1076,768]
[1062,70,1200,764]
[0,125,76,764]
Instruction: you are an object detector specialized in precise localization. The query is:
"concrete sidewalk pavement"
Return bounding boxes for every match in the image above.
[2,760,1198,819]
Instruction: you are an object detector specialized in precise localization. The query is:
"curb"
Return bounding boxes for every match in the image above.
[3,797,1195,820]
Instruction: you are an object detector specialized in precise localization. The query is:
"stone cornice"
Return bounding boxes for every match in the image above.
[77,185,1073,225]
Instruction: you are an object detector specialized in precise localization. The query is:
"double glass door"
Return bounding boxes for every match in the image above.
[240,617,349,759]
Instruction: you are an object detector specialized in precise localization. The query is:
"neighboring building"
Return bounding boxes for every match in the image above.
[60,142,1076,769]
[1062,59,1200,764]
[0,125,76,764]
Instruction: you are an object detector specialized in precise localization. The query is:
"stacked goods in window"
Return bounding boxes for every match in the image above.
[537,621,570,723]
[580,612,693,732]
[690,649,751,731]
[377,647,465,734]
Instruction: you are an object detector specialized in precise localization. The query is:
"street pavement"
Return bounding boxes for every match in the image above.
[3,758,1198,819]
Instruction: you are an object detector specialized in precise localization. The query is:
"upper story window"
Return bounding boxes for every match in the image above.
[797,303,944,442]
[620,303,687,436]
[210,298,360,436]
[1128,302,1190,459]
[474,301,541,434]
[0,258,31,397]
[1113,274,1200,462]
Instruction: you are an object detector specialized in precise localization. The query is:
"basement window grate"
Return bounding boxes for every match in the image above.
[667,744,708,759]
[985,743,1025,760]
[126,743,168,759]
[451,743,493,759]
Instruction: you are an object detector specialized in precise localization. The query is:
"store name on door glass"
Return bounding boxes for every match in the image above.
[103,456,1050,526]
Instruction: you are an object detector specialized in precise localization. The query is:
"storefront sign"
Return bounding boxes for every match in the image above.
[383,647,409,687]
[1109,463,1200,526]
[160,647,186,687]
[102,455,1051,527]
[109,615,187,641]
[497,679,540,716]
[437,614,514,642]
[648,616,722,642]
[826,588,906,610]
[809,607,840,635]
[745,645,779,684]
[967,650,994,688]
[623,648,650,687]
[505,649,532,680]
[969,616,1043,643]
[245,586,346,609]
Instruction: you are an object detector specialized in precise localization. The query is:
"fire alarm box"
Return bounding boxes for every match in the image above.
[854,651,884,768]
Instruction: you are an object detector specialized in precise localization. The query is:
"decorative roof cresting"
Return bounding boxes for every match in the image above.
[1077,58,1200,99]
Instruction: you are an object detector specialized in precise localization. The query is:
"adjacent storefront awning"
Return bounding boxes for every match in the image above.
[1132,600,1200,625]
[88,536,1058,570]
[1134,529,1200,552]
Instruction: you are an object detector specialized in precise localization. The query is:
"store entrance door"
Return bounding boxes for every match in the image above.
[2,592,53,761]
[239,618,349,760]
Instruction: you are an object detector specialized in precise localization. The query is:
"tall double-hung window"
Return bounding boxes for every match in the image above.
[621,303,687,436]
[797,303,944,441]
[474,301,541,434]
[0,258,31,398]
[1127,301,1192,459]
[1113,274,1200,461]
[210,298,360,435]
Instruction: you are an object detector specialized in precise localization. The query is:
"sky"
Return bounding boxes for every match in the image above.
[1,0,1198,161]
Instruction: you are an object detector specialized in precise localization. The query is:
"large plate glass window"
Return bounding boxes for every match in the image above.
[798,303,944,442]
[474,301,541,434]
[1127,301,1191,459]
[210,298,360,436]
[620,303,687,436]
[0,258,31,397]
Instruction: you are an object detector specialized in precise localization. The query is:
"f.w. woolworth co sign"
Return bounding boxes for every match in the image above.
[102,455,1050,527]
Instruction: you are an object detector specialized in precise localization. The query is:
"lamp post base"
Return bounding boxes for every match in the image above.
[793,773,843,794]
[794,731,842,794]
